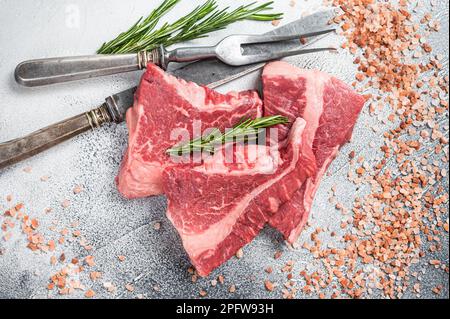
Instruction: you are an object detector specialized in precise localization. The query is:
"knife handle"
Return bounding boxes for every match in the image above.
[15,49,160,87]
[0,104,111,170]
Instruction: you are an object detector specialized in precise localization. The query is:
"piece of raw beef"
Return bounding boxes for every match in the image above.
[162,118,316,276]
[116,64,263,198]
[262,61,366,243]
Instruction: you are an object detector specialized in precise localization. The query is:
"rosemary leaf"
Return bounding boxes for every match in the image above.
[165,2,283,47]
[98,0,180,54]
[97,0,283,54]
[166,115,289,156]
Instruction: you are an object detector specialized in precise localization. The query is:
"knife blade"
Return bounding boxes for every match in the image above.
[173,8,337,86]
[0,9,337,170]
[106,8,338,123]
[102,8,338,122]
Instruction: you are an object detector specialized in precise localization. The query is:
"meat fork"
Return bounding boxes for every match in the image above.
[15,29,336,87]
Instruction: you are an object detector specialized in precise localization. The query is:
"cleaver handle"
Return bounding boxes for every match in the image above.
[0,87,136,170]
[0,104,111,170]
[14,49,161,87]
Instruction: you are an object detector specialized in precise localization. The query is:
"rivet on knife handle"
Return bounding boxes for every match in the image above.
[14,49,161,87]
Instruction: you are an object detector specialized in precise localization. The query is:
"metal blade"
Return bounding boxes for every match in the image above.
[114,9,337,119]
[234,28,336,45]
[237,47,337,66]
[106,87,137,122]
[171,8,337,87]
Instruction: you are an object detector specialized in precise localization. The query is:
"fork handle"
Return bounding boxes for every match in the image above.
[15,49,161,87]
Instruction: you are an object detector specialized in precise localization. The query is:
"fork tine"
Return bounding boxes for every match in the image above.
[239,28,336,45]
[238,47,337,65]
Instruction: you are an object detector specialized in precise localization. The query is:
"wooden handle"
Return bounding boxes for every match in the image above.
[0,104,110,170]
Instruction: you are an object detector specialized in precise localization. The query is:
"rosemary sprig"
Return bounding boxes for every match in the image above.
[163,2,282,48]
[98,0,180,54]
[97,0,283,54]
[166,115,289,156]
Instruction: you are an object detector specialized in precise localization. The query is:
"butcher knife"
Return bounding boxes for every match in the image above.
[0,9,337,170]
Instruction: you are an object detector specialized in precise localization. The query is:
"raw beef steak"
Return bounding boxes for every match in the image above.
[263,61,366,243]
[116,64,262,198]
[162,118,316,276]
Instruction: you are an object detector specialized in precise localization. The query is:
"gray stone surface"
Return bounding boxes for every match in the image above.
[0,0,448,299]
